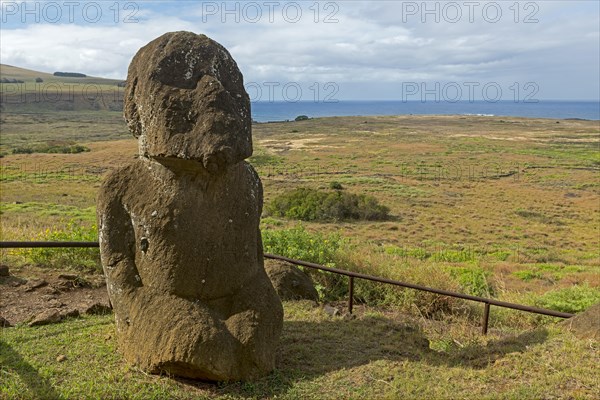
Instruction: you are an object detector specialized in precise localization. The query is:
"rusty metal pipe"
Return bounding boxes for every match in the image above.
[263,253,574,319]
[0,241,100,248]
[0,242,575,321]
[482,302,491,335]
[348,276,354,314]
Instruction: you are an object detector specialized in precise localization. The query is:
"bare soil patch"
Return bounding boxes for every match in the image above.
[0,265,110,327]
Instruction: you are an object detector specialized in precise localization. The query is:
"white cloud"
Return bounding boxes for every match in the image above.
[1,16,196,78]
[1,0,598,99]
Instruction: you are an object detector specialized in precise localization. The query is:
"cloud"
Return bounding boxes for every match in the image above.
[1,1,598,99]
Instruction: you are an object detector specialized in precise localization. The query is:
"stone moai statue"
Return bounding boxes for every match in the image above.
[97,31,283,381]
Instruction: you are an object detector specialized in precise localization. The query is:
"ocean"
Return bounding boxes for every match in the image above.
[251,100,600,123]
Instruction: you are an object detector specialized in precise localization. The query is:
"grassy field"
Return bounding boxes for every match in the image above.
[0,64,124,115]
[2,302,599,400]
[1,110,599,398]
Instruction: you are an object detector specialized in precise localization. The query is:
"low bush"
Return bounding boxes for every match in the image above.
[329,181,343,190]
[266,187,390,222]
[12,142,90,155]
[262,225,345,267]
[262,225,349,300]
[350,263,469,318]
[513,269,544,281]
[431,249,475,263]
[17,220,100,271]
[448,266,495,297]
[262,226,474,317]
[534,284,600,313]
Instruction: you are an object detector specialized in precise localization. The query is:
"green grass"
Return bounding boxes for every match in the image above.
[515,144,600,167]
[513,269,544,281]
[512,264,598,283]
[262,225,346,268]
[248,146,284,167]
[0,202,96,221]
[384,245,430,260]
[0,111,129,154]
[22,221,99,270]
[448,266,495,297]
[1,303,598,399]
[1,215,100,271]
[1,113,598,397]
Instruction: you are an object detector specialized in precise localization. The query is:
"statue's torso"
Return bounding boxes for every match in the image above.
[107,157,263,301]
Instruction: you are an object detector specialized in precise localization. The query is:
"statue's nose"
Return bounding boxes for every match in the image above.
[202,147,233,173]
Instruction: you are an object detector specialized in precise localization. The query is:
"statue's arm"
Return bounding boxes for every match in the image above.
[97,175,142,294]
[248,163,265,262]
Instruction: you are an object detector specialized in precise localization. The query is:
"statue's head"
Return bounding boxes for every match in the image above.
[124,31,252,172]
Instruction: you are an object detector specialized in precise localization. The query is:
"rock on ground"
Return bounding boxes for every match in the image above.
[561,302,600,340]
[264,259,319,301]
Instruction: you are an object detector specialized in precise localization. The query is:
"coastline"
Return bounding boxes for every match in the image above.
[251,100,600,123]
[252,113,598,125]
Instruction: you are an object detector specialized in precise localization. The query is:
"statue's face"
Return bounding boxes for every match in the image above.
[124,32,252,172]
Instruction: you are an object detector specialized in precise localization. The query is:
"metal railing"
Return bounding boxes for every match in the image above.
[0,241,575,334]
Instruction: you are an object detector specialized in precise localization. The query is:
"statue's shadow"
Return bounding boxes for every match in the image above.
[0,339,60,399]
[176,311,548,397]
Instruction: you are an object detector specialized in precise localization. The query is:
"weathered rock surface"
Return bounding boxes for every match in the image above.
[24,279,48,292]
[561,303,600,340]
[123,30,252,173]
[264,259,319,301]
[29,309,62,326]
[98,31,283,381]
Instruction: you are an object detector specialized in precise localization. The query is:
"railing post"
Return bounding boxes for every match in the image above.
[348,276,354,314]
[482,302,491,335]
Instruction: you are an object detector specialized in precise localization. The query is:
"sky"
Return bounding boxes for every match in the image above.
[1,0,599,101]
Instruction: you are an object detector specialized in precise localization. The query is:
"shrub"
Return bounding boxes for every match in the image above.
[448,267,495,297]
[266,187,390,222]
[513,269,544,281]
[0,78,24,83]
[18,220,100,271]
[515,209,556,225]
[329,181,343,190]
[262,225,349,300]
[348,259,471,318]
[431,249,477,263]
[11,147,33,154]
[295,115,309,121]
[262,225,344,267]
[262,227,474,316]
[11,143,90,155]
[534,284,600,313]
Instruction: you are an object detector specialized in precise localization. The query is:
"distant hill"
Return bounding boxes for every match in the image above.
[0,64,124,85]
[0,64,125,112]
